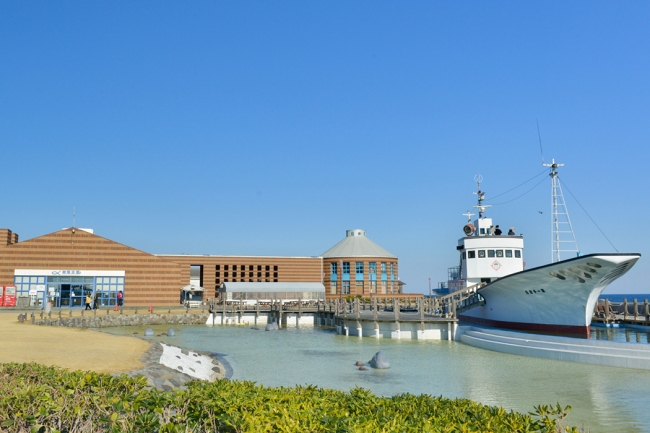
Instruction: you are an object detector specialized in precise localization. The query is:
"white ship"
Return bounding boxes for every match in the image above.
[449,161,640,336]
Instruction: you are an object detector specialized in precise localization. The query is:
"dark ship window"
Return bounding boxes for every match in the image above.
[468,251,476,259]
[577,265,598,274]
[550,272,566,280]
[506,250,513,258]
[515,250,521,258]
[586,262,602,268]
[478,250,486,258]
[496,250,504,257]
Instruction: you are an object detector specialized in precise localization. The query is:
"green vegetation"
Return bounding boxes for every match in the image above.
[0,363,580,432]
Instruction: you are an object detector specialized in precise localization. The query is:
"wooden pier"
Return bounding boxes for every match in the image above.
[593,298,650,328]
[206,284,485,340]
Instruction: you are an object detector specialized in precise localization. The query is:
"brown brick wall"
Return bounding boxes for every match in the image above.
[0,229,184,306]
[160,255,323,298]
[322,257,399,299]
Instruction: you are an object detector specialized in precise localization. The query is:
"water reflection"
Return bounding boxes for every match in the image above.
[591,326,650,344]
[101,325,650,433]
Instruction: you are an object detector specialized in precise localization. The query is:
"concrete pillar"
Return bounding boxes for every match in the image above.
[356,320,362,338]
[645,299,649,321]
[634,299,638,320]
[605,299,611,324]
[624,299,628,320]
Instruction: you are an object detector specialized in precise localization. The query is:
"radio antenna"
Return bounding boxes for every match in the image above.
[537,120,545,164]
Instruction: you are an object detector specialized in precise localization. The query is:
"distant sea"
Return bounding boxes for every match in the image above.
[600,293,650,303]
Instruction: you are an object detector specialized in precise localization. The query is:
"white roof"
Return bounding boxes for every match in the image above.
[321,229,396,259]
[181,284,204,292]
[219,282,325,293]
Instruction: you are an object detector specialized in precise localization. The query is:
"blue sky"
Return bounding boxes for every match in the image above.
[1,2,648,294]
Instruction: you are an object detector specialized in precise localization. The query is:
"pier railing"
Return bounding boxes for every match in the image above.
[593,298,650,326]
[207,283,486,321]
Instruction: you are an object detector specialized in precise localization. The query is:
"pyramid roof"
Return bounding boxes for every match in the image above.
[321,229,396,259]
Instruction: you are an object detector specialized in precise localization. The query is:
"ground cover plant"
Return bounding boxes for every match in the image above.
[0,363,580,432]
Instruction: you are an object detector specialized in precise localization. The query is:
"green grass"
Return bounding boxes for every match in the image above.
[0,363,579,432]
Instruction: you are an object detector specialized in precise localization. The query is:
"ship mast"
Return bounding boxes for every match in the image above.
[543,159,579,262]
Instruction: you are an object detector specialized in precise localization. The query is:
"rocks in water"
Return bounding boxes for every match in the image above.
[167,328,176,337]
[265,321,279,331]
[355,361,365,366]
[144,328,154,337]
[369,351,390,369]
[359,366,367,371]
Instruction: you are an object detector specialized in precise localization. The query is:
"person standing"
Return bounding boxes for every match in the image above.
[117,291,123,307]
[494,225,502,235]
[93,293,99,309]
[508,227,515,235]
[84,293,92,310]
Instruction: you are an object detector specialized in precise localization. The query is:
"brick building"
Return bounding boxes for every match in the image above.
[0,227,404,307]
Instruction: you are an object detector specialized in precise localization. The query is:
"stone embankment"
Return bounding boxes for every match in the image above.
[20,312,210,328]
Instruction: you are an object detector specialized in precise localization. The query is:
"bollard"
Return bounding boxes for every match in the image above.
[114,303,119,312]
[645,299,650,321]
[634,299,639,321]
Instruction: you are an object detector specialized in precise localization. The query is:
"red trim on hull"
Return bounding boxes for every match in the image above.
[458,315,590,338]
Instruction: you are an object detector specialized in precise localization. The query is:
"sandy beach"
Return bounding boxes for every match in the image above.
[0,311,150,373]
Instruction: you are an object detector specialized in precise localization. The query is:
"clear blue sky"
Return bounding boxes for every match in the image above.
[2,2,648,294]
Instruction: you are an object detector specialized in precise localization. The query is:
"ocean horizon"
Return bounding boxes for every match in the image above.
[600,293,650,303]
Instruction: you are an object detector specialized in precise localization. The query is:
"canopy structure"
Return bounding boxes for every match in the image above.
[218,282,325,303]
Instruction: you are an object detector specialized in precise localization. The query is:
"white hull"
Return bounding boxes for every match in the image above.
[458,253,640,335]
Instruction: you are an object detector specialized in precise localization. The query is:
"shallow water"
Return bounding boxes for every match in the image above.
[101,324,650,433]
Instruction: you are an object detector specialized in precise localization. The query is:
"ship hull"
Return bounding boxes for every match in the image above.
[458,253,641,337]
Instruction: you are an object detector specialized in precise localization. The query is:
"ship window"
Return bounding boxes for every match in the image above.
[505,250,512,258]
[577,265,597,274]
[496,250,504,257]
[480,228,485,235]
[468,251,476,259]
[478,250,485,258]
[515,250,521,258]
[550,272,566,280]
[541,289,545,293]
[487,250,495,258]
[586,262,602,268]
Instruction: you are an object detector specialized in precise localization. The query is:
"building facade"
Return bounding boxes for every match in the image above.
[0,227,404,307]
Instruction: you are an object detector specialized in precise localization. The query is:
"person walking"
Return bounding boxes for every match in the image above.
[93,293,99,309]
[84,293,92,310]
[117,291,123,307]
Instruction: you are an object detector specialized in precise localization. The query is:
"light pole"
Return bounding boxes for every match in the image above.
[428,278,432,298]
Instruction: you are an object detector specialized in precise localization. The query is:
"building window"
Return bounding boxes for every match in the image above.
[331,263,338,274]
[515,250,521,258]
[342,281,350,294]
[355,282,364,294]
[249,265,253,271]
[225,265,229,271]
[343,262,350,274]
[224,272,229,277]
[390,263,394,275]
[506,250,513,258]
[216,272,220,277]
[355,262,364,274]
[232,265,237,271]
[381,262,387,273]
[381,281,387,294]
[266,266,270,271]
[273,265,278,271]
[478,250,486,258]
[216,265,221,270]
[273,272,277,278]
[258,265,262,271]
[330,282,337,294]
[249,272,253,277]
[369,262,376,274]
[370,281,377,294]
[468,251,476,259]
[257,272,261,277]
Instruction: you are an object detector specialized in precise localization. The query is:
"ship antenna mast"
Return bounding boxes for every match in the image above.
[543,159,579,262]
[472,174,491,218]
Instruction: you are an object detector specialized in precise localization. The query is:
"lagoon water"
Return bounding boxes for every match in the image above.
[102,324,650,433]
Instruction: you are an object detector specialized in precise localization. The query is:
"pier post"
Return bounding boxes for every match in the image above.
[604,299,610,324]
[374,320,380,338]
[356,320,362,338]
[634,299,639,321]
[372,298,378,321]
[645,299,649,321]
[624,299,628,321]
